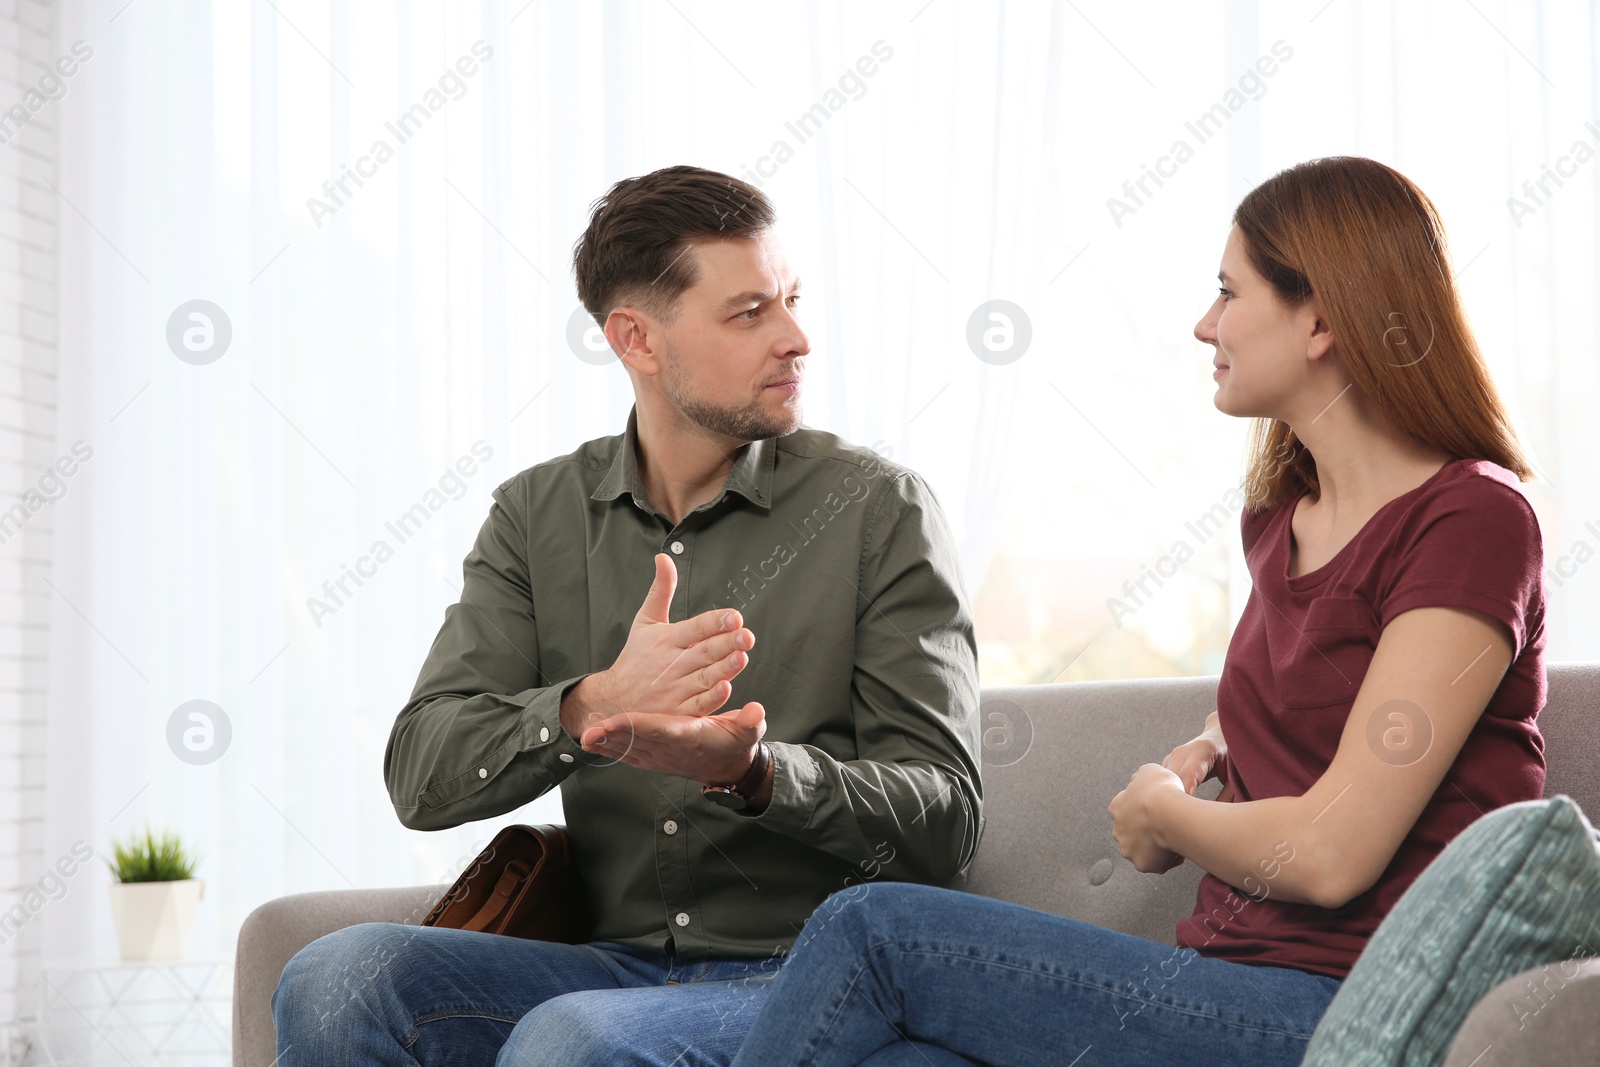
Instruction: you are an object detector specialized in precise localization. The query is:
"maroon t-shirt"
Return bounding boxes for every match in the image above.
[1174,458,1546,979]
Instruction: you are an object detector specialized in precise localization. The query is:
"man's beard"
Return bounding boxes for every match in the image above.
[658,361,802,441]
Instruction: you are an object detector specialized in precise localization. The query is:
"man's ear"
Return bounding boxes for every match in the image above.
[604,307,661,375]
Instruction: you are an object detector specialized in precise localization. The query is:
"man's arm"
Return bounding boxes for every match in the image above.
[746,470,983,883]
[568,470,983,879]
[387,487,756,832]
[384,484,591,831]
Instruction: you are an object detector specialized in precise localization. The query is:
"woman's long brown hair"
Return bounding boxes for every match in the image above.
[1233,156,1531,509]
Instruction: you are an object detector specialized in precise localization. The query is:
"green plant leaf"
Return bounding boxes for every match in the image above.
[106,823,201,883]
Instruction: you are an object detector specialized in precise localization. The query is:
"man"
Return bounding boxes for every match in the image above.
[272,165,981,1066]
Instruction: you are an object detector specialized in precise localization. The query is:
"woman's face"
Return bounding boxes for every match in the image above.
[1193,226,1324,420]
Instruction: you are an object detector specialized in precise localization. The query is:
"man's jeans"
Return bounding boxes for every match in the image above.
[271,922,781,1066]
[729,883,1344,1067]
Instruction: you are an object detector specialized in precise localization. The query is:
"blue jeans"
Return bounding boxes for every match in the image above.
[730,883,1343,1067]
[271,921,781,1065]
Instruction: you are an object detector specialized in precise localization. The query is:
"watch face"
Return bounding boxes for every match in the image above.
[703,787,749,811]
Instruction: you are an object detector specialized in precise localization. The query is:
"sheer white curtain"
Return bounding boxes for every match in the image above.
[39,0,1599,973]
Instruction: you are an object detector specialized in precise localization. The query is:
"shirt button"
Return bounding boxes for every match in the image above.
[675,912,691,927]
[478,768,488,778]
[663,820,679,835]
[670,541,685,555]
[539,727,550,743]
[559,754,575,763]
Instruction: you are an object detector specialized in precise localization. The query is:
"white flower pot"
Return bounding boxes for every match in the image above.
[107,879,205,963]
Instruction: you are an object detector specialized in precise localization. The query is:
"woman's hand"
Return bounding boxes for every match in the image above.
[1109,763,1190,874]
[1161,710,1234,803]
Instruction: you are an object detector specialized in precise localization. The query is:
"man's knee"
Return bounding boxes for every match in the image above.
[498,992,645,1066]
[273,922,412,1035]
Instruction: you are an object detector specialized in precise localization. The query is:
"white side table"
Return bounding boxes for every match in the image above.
[32,960,231,1066]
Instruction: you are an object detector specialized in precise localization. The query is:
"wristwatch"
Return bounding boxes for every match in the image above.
[701,742,772,811]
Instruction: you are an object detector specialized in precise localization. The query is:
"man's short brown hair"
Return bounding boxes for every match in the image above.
[572,165,775,326]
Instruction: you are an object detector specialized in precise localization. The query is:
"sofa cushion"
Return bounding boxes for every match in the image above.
[1302,795,1600,1066]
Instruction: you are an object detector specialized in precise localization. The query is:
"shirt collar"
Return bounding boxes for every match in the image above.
[592,405,776,512]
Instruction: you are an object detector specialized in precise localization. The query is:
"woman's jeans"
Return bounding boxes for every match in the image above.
[271,921,781,1066]
[730,882,1344,1067]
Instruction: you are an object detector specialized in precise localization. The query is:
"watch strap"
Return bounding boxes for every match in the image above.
[731,740,771,795]
[701,741,771,804]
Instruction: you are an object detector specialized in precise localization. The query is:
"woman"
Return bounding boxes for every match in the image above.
[727,156,1547,1067]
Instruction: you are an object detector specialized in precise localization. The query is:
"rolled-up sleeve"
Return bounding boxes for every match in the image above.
[383,482,589,831]
[748,471,983,882]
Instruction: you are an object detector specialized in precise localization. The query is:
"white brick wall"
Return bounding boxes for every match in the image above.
[0,0,57,1061]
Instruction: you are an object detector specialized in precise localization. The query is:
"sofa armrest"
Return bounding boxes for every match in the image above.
[1442,957,1600,1065]
[232,883,451,1067]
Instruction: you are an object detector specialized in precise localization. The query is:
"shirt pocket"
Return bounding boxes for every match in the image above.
[1273,595,1378,710]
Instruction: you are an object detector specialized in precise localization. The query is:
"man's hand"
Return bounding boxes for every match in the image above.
[580,701,768,788]
[1109,763,1190,874]
[560,553,754,741]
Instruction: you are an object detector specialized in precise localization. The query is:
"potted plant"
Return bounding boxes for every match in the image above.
[103,825,205,963]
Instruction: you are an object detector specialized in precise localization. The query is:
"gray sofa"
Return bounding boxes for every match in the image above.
[234,664,1600,1065]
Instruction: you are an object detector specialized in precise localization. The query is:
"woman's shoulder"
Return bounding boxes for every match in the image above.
[1376,457,1548,661]
[1419,458,1540,532]
[1239,475,1314,538]
[1380,457,1546,601]
[1239,492,1296,554]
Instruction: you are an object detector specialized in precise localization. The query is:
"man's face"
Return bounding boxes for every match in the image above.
[650,231,809,441]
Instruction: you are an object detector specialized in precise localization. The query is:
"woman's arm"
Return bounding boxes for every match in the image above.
[1123,603,1514,908]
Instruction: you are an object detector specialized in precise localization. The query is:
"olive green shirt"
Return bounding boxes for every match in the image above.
[384,406,981,958]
